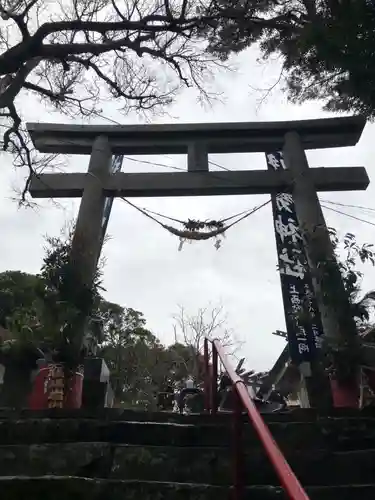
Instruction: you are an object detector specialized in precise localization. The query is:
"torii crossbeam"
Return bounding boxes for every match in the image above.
[28,116,368,198]
[30,167,367,199]
[26,115,369,409]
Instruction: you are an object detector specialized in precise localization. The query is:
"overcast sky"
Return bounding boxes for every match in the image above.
[1,47,375,372]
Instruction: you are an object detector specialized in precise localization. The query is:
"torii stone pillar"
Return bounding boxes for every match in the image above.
[283,132,358,346]
[69,135,112,357]
[70,135,112,292]
[284,132,360,407]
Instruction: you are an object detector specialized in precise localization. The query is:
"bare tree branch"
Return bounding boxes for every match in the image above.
[172,303,243,379]
[0,0,233,200]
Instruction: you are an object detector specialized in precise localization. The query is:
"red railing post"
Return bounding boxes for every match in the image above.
[211,343,218,415]
[211,339,310,500]
[233,389,244,500]
[204,338,210,413]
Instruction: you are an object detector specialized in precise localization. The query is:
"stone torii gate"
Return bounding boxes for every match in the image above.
[27,116,369,407]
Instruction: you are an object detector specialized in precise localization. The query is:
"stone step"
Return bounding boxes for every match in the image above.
[1,476,375,500]
[1,443,375,487]
[1,416,375,452]
[1,407,374,424]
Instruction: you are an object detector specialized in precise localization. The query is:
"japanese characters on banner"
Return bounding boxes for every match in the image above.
[266,151,323,365]
[101,155,124,237]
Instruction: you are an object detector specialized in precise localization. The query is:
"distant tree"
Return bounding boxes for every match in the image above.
[164,342,200,388]
[0,270,45,381]
[98,304,163,409]
[0,270,43,331]
[203,0,375,118]
[172,304,241,382]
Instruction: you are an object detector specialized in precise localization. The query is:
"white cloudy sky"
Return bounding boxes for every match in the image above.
[1,47,375,372]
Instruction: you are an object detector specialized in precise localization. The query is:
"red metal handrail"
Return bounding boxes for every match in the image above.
[204,338,310,500]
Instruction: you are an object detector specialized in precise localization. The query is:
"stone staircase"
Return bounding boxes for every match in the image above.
[1,408,375,499]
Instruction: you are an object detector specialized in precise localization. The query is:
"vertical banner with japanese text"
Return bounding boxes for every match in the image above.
[101,155,124,242]
[266,151,323,365]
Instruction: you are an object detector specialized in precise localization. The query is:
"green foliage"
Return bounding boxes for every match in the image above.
[41,234,103,312]
[0,229,105,366]
[0,271,43,331]
[0,231,206,409]
[311,228,375,381]
[98,305,161,408]
[0,271,45,367]
[39,233,104,342]
[329,228,375,328]
[204,0,375,118]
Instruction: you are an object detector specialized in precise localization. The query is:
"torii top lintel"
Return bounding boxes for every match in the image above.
[26,115,366,155]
